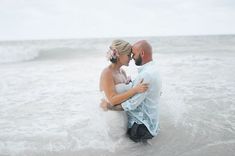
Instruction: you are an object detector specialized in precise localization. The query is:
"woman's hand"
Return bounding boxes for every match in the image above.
[133,79,149,93]
[100,98,109,111]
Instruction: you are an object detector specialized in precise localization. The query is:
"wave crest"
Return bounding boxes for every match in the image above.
[0,46,39,63]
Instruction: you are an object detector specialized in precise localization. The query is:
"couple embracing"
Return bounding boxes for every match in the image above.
[99,40,162,143]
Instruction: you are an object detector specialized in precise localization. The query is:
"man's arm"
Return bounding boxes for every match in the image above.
[121,73,151,111]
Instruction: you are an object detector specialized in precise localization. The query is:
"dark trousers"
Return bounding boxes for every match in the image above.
[127,123,153,143]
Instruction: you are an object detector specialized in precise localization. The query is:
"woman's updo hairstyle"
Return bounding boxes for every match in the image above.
[106,39,132,63]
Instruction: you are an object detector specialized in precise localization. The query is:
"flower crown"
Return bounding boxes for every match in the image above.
[106,47,119,60]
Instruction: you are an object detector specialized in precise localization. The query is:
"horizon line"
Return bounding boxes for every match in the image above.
[0,33,234,42]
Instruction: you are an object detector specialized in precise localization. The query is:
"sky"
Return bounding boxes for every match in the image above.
[0,0,235,40]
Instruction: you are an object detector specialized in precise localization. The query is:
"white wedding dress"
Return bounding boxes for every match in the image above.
[100,83,132,141]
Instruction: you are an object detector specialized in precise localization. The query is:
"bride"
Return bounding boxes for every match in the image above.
[99,39,148,141]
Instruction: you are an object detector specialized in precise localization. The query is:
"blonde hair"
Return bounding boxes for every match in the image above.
[110,39,132,55]
[107,39,132,63]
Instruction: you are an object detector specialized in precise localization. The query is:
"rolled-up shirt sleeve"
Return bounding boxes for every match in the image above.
[121,73,151,111]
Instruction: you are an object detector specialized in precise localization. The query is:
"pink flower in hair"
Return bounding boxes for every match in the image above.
[106,48,119,60]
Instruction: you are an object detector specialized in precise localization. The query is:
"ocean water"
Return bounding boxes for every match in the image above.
[0,35,235,156]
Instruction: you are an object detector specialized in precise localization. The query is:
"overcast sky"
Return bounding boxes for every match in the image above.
[0,0,235,40]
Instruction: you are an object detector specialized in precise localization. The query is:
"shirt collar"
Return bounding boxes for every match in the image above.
[137,60,155,73]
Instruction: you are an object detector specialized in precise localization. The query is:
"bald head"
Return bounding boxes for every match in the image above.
[132,40,152,65]
[133,40,152,55]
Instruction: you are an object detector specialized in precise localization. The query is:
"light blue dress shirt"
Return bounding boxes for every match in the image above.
[121,61,162,136]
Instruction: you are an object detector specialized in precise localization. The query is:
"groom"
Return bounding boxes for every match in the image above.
[101,40,162,143]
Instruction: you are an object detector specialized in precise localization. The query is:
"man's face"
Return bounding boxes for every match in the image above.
[132,47,142,66]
